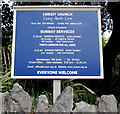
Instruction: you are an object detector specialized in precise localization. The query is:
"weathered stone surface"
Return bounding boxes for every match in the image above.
[0,93,4,113]
[2,84,120,113]
[49,86,73,112]
[118,103,120,114]
[0,93,2,113]
[0,92,8,113]
[96,95,118,112]
[1,83,32,113]
[73,101,97,112]
[5,96,23,113]
[11,83,32,112]
[34,95,49,112]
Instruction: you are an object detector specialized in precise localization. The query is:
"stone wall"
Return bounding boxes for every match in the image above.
[0,83,120,113]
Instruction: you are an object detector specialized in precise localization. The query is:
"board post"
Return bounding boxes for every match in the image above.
[53,80,61,103]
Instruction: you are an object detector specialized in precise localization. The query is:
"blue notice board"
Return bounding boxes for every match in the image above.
[11,6,104,79]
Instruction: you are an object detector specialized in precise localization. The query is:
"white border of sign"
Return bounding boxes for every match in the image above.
[11,6,104,79]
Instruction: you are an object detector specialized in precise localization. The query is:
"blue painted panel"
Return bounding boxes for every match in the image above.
[13,10,101,77]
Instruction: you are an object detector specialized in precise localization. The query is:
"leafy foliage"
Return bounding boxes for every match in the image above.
[0,71,16,93]
[102,37,108,47]
[1,3,13,72]
[2,3,13,47]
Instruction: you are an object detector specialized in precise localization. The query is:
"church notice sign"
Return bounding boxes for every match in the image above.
[11,6,104,79]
